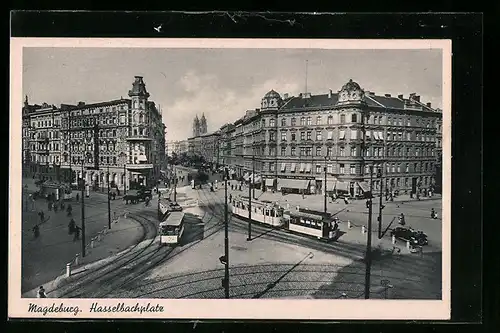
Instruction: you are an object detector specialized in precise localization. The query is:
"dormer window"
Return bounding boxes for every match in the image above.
[340,114,346,124]
[351,114,357,123]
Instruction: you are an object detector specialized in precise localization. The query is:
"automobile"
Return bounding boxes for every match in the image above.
[390,226,428,246]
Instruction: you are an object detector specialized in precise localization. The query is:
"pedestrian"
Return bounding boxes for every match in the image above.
[37,286,47,298]
[76,193,79,202]
[431,208,437,219]
[398,213,406,226]
[68,218,76,234]
[73,225,81,241]
[48,202,52,211]
[53,203,58,212]
[33,224,40,238]
[67,204,72,216]
[60,200,65,210]
[229,194,232,202]
[39,211,45,223]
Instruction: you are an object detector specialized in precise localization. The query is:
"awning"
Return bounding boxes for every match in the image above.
[335,181,349,192]
[357,181,370,192]
[281,163,286,172]
[299,163,305,172]
[305,164,312,173]
[278,178,310,190]
[265,178,275,186]
[290,163,296,172]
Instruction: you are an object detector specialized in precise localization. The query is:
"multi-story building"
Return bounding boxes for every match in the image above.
[220,79,442,197]
[187,131,221,164]
[22,76,166,191]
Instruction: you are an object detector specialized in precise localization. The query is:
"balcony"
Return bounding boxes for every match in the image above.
[127,163,154,170]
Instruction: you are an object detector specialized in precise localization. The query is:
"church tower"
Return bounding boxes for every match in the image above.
[200,113,207,135]
[193,115,200,137]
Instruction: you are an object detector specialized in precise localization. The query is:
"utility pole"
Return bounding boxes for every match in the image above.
[81,159,86,257]
[224,167,230,298]
[123,163,127,195]
[174,176,177,202]
[377,164,384,238]
[247,167,252,241]
[364,165,374,299]
[324,156,327,214]
[252,154,255,199]
[107,164,111,230]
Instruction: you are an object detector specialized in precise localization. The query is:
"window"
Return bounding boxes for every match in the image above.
[407,132,411,140]
[291,118,296,126]
[351,114,357,123]
[306,147,312,156]
[327,116,333,125]
[414,163,418,172]
[300,147,306,156]
[269,163,275,172]
[340,114,346,124]
[397,164,401,173]
[350,129,357,140]
[415,148,419,156]
[291,133,296,141]
[291,147,296,156]
[327,130,333,140]
[316,116,322,125]
[350,147,356,157]
[307,117,312,125]
[316,131,322,141]
[388,117,392,125]
[281,132,287,140]
[316,146,322,156]
[327,164,333,174]
[261,119,266,127]
[300,117,306,126]
[300,132,305,141]
[339,147,345,156]
[281,147,286,156]
[391,147,396,156]
[327,146,333,156]
[269,132,276,141]
[316,165,322,173]
[392,164,396,173]
[270,119,275,127]
[339,130,346,140]
[113,157,116,164]
[306,131,312,140]
[366,130,371,140]
[281,118,287,126]
[350,165,356,174]
[366,147,370,157]
[340,164,345,174]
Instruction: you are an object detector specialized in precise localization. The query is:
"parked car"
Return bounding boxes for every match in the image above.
[390,226,428,246]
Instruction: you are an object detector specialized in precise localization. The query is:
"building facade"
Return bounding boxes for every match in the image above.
[220,79,442,197]
[187,131,221,164]
[22,76,166,191]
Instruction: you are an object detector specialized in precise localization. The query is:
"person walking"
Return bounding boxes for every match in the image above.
[73,225,81,241]
[33,224,40,239]
[37,286,47,298]
[66,204,72,217]
[68,218,76,234]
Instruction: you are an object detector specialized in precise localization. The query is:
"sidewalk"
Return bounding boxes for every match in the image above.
[22,215,145,298]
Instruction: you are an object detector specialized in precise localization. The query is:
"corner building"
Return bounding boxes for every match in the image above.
[22,76,166,191]
[222,79,442,197]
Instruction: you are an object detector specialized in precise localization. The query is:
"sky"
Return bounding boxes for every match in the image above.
[23,48,442,142]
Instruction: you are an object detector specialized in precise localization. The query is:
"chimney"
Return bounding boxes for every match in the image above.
[283,93,289,99]
[426,102,432,107]
[415,95,421,102]
[398,94,404,99]
[385,94,391,97]
[328,89,332,98]
[409,93,416,100]
[77,101,85,106]
[303,92,311,99]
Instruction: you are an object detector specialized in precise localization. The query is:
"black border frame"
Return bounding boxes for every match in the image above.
[7,10,485,332]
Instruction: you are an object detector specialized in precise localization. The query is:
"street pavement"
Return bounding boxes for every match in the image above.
[31,167,443,299]
[21,177,150,294]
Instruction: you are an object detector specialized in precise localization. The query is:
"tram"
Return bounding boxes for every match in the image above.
[282,208,339,241]
[158,197,183,221]
[39,181,73,201]
[159,211,186,246]
[231,195,284,227]
[230,195,339,242]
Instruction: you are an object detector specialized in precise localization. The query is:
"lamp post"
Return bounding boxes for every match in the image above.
[377,165,384,239]
[324,156,328,214]
[224,167,230,298]
[80,158,86,257]
[107,164,111,230]
[364,164,374,299]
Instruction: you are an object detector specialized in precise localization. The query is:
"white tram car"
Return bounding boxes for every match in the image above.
[231,196,283,227]
[231,195,339,241]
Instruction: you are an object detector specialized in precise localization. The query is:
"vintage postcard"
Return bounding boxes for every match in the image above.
[9,38,451,320]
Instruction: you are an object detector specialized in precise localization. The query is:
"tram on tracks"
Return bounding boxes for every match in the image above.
[158,197,183,221]
[159,211,185,246]
[230,195,339,241]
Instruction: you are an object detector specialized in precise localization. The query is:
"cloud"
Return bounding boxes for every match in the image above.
[163,71,301,141]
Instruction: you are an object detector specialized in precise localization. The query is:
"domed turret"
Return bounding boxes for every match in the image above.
[337,79,365,103]
[261,89,282,110]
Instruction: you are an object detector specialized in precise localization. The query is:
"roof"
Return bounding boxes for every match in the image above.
[281,93,339,110]
[264,89,281,98]
[62,98,130,111]
[164,211,185,226]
